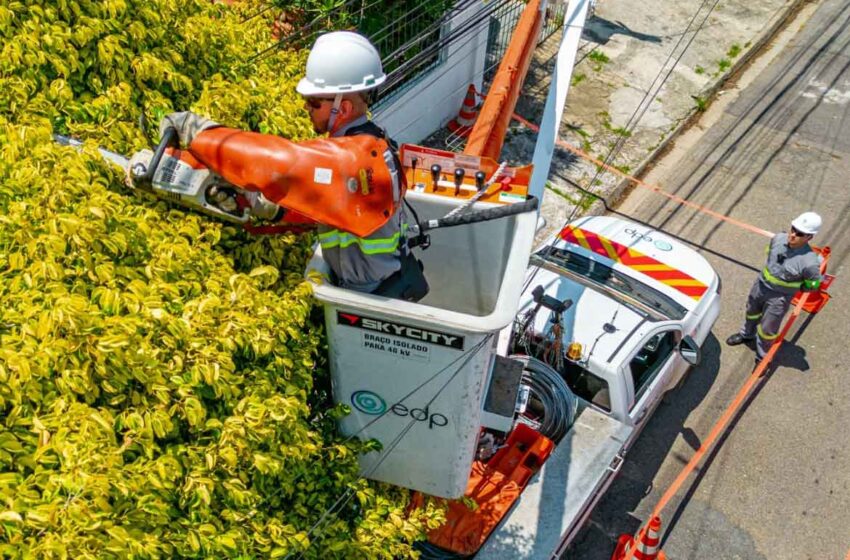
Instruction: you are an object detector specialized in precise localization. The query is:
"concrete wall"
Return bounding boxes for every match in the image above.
[373,1,490,145]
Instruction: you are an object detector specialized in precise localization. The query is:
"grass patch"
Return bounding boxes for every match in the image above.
[588,50,610,71]
[598,111,631,138]
[727,43,742,58]
[695,65,706,75]
[692,95,709,112]
[545,182,597,211]
[572,72,587,85]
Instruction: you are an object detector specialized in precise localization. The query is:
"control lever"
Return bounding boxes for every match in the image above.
[454,168,465,196]
[475,170,486,191]
[430,164,441,191]
[411,156,422,191]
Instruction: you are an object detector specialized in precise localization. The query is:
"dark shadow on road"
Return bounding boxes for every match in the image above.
[659,304,820,547]
[583,17,663,45]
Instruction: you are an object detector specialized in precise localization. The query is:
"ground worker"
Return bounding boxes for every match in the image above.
[158,31,428,301]
[726,212,823,363]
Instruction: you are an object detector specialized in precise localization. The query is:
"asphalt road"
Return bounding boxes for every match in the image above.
[564,0,850,558]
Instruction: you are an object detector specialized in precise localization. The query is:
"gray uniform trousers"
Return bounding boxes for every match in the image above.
[740,278,792,359]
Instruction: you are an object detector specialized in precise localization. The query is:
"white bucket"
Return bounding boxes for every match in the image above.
[307,192,536,498]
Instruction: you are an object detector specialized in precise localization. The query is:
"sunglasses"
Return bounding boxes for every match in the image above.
[304,97,334,110]
[790,226,809,237]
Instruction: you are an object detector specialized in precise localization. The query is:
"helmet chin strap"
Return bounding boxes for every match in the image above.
[327,94,343,135]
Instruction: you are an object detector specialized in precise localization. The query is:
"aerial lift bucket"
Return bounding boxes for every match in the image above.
[306,191,537,498]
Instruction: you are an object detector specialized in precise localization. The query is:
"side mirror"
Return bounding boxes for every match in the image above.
[679,335,701,366]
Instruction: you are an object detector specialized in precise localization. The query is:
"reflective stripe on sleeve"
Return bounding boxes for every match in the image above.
[318,226,405,255]
[762,268,802,289]
[746,312,763,320]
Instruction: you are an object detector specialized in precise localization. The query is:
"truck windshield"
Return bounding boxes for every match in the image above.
[531,246,687,320]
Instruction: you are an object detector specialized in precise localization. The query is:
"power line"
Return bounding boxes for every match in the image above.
[520,0,723,298]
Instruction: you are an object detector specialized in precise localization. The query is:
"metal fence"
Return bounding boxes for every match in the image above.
[372,0,483,105]
[268,0,565,108]
[484,0,566,83]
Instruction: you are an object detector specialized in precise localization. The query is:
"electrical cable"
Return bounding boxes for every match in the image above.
[284,334,496,560]
[509,354,578,443]
[519,0,723,299]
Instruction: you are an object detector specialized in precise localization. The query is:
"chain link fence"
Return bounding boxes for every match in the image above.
[484,0,566,83]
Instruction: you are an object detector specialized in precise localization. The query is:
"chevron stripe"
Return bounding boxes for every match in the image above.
[559,226,707,301]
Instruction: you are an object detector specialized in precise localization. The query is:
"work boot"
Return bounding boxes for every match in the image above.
[726,333,753,346]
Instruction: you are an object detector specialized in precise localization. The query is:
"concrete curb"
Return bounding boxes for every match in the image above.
[580,0,808,219]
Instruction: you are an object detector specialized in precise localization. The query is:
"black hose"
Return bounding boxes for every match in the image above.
[418,196,538,233]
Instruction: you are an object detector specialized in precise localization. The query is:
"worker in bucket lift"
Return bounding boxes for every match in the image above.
[726,212,823,364]
[158,31,428,301]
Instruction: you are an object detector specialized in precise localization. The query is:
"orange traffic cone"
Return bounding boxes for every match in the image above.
[447,84,479,137]
[610,534,634,560]
[612,516,667,560]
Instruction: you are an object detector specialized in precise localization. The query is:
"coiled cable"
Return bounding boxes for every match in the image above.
[509,354,578,443]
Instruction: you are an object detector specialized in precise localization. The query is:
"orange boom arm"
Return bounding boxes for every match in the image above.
[188,128,398,238]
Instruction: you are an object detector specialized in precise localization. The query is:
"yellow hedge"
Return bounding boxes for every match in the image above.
[0,1,443,558]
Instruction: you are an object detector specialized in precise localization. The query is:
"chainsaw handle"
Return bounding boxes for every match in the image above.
[132,127,178,187]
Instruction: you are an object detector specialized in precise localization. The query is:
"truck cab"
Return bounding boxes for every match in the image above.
[518,215,720,430]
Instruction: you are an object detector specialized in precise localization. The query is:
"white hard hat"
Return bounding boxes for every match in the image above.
[791,211,822,235]
[296,31,386,96]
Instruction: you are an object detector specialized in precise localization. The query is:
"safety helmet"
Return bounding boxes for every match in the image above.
[296,31,386,96]
[791,211,822,235]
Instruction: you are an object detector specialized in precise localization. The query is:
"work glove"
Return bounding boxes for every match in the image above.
[244,190,285,221]
[159,111,220,147]
[801,278,821,292]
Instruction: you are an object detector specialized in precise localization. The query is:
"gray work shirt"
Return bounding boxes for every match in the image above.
[318,115,406,293]
[760,232,821,295]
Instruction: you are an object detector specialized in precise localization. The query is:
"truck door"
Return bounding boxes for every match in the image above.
[625,328,680,427]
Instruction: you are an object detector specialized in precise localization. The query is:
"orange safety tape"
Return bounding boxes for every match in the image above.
[510,113,774,239]
[621,252,830,560]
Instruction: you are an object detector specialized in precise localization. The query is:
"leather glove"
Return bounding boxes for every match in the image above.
[159,111,220,147]
[244,190,285,221]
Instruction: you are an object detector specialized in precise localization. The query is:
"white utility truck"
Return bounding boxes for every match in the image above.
[475,214,720,558]
[309,181,721,559]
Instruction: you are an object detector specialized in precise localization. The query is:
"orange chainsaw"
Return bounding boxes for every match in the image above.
[56,126,402,237]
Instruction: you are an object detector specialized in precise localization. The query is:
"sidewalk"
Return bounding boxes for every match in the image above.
[501,0,806,241]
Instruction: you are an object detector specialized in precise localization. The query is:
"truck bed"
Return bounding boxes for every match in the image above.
[475,407,634,559]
